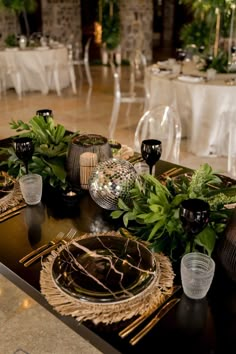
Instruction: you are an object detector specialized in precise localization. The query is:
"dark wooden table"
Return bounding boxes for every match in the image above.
[0,142,236,354]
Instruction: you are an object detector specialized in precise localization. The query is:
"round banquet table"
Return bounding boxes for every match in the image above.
[0,46,70,95]
[145,63,236,157]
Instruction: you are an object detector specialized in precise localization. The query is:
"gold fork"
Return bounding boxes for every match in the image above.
[23,228,77,267]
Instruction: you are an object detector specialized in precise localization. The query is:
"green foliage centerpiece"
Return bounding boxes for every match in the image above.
[0,116,78,191]
[111,164,236,263]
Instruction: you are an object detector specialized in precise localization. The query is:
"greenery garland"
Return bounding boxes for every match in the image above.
[111,163,236,263]
[0,116,78,190]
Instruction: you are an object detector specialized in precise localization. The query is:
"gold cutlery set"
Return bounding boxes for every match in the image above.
[119,285,181,345]
[19,228,77,267]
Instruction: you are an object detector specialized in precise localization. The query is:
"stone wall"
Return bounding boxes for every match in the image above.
[41,0,82,47]
[120,0,153,62]
[162,1,175,48]
[0,10,18,46]
[0,0,175,63]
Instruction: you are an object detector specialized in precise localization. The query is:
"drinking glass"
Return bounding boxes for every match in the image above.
[13,137,34,174]
[19,173,43,205]
[36,109,53,120]
[179,198,210,252]
[176,48,186,74]
[180,252,215,299]
[141,139,162,175]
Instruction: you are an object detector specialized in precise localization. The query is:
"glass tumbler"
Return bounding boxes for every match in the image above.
[19,173,43,205]
[180,252,215,300]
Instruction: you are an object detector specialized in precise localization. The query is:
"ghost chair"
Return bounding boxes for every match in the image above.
[134,104,182,163]
[108,60,149,139]
[69,37,93,87]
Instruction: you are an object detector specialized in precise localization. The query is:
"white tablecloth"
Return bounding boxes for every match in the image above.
[0,46,70,95]
[146,65,236,157]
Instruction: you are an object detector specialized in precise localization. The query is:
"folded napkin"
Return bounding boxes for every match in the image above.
[177,75,204,83]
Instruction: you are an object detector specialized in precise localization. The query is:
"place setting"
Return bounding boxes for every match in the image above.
[39,230,176,328]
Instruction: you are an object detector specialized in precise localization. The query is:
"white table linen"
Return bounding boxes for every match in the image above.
[0,47,70,95]
[146,65,236,157]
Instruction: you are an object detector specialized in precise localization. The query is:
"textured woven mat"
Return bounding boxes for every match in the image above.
[0,181,24,214]
[40,231,175,325]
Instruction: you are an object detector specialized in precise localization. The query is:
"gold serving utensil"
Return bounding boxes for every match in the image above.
[129,297,181,346]
[158,167,183,179]
[0,202,26,218]
[19,231,65,264]
[119,285,181,339]
[165,167,183,177]
[160,167,177,177]
[129,156,144,165]
[23,228,77,267]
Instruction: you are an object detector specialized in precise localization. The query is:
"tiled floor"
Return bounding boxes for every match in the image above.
[0,63,228,354]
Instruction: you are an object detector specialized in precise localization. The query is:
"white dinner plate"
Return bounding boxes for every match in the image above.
[177,75,204,83]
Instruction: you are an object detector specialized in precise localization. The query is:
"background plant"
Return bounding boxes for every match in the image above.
[100,0,121,51]
[179,0,236,50]
[0,0,37,38]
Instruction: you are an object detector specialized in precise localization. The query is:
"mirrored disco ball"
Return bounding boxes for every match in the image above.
[88,158,138,210]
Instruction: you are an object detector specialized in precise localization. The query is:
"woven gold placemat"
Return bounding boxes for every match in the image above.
[0,181,24,214]
[40,231,175,325]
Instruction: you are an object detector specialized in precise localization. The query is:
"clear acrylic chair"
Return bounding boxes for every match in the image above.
[69,37,93,87]
[47,48,77,96]
[129,49,147,96]
[0,52,22,100]
[108,60,149,139]
[227,112,236,177]
[134,105,182,163]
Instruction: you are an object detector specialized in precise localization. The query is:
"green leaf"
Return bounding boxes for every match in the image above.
[194,226,216,255]
[148,219,165,241]
[117,198,130,211]
[123,211,136,227]
[111,210,124,219]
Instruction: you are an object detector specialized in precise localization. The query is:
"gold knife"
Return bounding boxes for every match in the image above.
[129,297,181,346]
[119,285,181,338]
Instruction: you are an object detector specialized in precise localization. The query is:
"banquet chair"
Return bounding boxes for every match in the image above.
[129,49,148,97]
[0,52,22,100]
[108,61,149,139]
[68,37,93,87]
[47,49,77,96]
[134,104,182,163]
[227,112,236,177]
